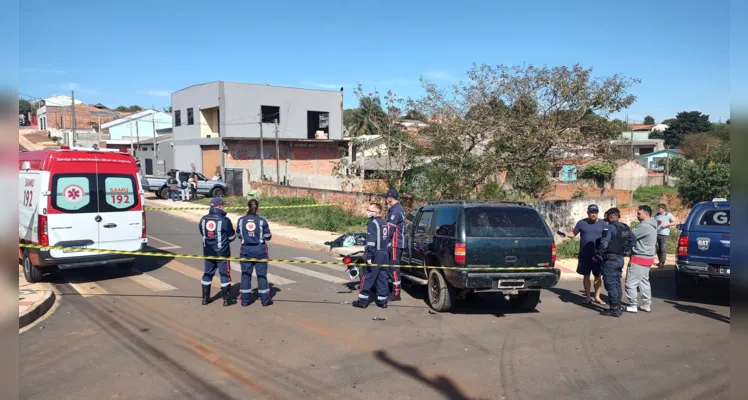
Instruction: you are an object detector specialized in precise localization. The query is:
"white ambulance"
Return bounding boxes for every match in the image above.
[18,146,148,283]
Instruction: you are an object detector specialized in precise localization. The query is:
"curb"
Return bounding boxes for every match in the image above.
[19,285,56,330]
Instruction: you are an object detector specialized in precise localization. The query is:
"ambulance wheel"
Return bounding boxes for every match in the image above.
[427,269,454,312]
[510,290,541,312]
[22,250,44,284]
[159,187,170,200]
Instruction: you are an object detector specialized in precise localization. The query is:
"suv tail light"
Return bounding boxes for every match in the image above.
[142,210,147,238]
[677,234,688,257]
[343,257,353,265]
[38,215,49,246]
[455,243,466,264]
[551,242,557,264]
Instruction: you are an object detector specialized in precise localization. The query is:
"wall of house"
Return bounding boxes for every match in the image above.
[108,112,173,140]
[173,139,216,171]
[200,107,219,138]
[172,82,220,141]
[221,82,343,140]
[619,131,650,141]
[612,161,649,191]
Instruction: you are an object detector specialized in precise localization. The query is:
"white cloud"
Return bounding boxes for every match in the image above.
[140,90,172,97]
[423,71,458,82]
[21,67,67,74]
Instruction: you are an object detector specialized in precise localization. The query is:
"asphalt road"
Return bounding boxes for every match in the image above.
[20,209,730,400]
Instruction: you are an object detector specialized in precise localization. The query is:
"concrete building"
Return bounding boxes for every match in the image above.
[611,160,649,191]
[35,96,121,144]
[635,149,681,171]
[610,138,665,157]
[171,81,345,189]
[101,109,173,141]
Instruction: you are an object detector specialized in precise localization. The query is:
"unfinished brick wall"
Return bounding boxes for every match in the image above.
[659,192,687,211]
[619,205,690,226]
[544,183,632,205]
[288,143,339,175]
[43,105,119,130]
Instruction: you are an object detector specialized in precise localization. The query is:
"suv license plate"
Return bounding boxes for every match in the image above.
[496,279,525,289]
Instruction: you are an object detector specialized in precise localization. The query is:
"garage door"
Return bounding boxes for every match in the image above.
[201,145,220,177]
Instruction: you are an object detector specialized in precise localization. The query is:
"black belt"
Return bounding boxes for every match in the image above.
[242,243,263,246]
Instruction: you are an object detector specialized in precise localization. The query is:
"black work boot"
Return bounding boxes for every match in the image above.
[222,287,233,306]
[201,285,211,305]
[352,300,369,308]
[375,301,388,309]
[600,302,622,317]
[389,293,401,302]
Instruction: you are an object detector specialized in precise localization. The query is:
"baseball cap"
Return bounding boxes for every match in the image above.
[210,197,225,207]
[383,188,399,199]
[587,204,599,213]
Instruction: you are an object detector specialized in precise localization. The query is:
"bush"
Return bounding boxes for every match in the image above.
[633,185,677,208]
[579,162,615,183]
[556,238,580,259]
[197,196,369,232]
[571,188,587,199]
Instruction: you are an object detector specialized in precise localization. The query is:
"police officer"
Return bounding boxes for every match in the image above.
[198,197,236,306]
[353,203,390,309]
[384,188,407,302]
[237,199,273,307]
[596,207,636,317]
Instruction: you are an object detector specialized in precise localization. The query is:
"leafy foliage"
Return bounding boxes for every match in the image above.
[403,109,426,121]
[651,111,711,147]
[681,132,724,160]
[115,105,144,112]
[556,238,580,259]
[675,143,730,206]
[163,106,173,113]
[19,99,33,115]
[579,162,616,183]
[708,122,730,142]
[507,160,551,198]
[633,185,678,207]
[411,63,639,199]
[571,188,588,199]
[643,115,655,125]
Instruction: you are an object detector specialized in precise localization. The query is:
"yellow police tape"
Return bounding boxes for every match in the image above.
[18,243,555,272]
[144,203,353,211]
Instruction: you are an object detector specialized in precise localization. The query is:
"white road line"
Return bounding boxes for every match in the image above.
[162,260,204,280]
[67,282,109,297]
[128,273,177,292]
[293,256,348,272]
[162,259,295,286]
[146,235,181,249]
[271,262,349,284]
[226,262,296,286]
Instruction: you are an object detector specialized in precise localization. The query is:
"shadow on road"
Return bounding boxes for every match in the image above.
[662,300,730,324]
[403,284,540,317]
[545,286,608,313]
[374,350,486,400]
[45,247,175,285]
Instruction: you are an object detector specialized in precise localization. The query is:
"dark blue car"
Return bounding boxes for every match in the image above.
[675,199,730,297]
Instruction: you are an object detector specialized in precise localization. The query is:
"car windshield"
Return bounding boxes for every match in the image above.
[465,207,548,238]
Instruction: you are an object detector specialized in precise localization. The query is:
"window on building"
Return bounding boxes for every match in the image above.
[261,106,280,123]
[187,108,194,125]
[307,111,330,139]
[175,110,181,126]
[639,147,654,155]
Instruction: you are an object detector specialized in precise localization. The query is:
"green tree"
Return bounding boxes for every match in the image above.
[661,118,677,126]
[651,111,711,147]
[403,109,426,121]
[675,143,730,206]
[579,162,616,188]
[681,132,723,159]
[507,160,551,198]
[115,105,144,112]
[413,63,639,199]
[643,115,655,125]
[19,99,33,115]
[708,122,730,142]
[163,106,173,113]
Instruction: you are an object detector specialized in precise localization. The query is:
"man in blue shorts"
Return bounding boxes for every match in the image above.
[565,204,607,305]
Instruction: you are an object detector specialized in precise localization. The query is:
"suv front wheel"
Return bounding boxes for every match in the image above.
[428,269,455,312]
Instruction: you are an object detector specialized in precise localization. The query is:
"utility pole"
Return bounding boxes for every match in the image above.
[151,107,157,174]
[259,118,264,181]
[627,113,633,160]
[135,120,140,159]
[129,122,134,154]
[71,90,76,147]
[274,118,280,184]
[97,116,102,144]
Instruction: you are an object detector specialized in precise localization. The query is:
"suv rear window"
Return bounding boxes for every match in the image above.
[698,209,730,226]
[465,207,548,238]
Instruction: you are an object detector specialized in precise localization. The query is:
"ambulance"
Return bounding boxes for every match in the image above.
[19,146,147,283]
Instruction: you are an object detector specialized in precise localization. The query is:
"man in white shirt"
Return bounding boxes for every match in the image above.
[654,204,678,268]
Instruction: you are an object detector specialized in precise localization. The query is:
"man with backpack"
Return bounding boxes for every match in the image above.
[596,208,636,317]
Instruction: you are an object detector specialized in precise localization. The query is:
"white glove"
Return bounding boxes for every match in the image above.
[367,259,372,265]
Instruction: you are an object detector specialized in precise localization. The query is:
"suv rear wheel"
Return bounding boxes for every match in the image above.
[22,250,44,283]
[210,187,225,198]
[428,269,455,312]
[510,290,541,311]
[159,187,170,200]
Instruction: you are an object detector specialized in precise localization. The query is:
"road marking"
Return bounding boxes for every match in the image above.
[271,262,348,284]
[294,257,347,272]
[226,262,296,286]
[147,235,181,249]
[163,259,295,286]
[128,273,177,292]
[67,282,109,297]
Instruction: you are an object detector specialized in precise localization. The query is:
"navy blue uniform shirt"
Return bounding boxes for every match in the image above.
[366,216,390,260]
[199,207,236,257]
[237,214,272,245]
[386,202,407,249]
[596,221,637,260]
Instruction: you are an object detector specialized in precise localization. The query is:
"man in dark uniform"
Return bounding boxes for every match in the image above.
[353,203,390,309]
[596,208,636,317]
[198,197,236,306]
[384,188,407,302]
[237,199,274,307]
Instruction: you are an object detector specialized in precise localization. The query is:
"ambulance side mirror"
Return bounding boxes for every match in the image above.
[21,161,31,171]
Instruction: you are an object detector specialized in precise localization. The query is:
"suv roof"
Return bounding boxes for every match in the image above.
[426,200,529,207]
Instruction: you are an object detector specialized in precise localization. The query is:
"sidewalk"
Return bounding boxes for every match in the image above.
[146,196,676,281]
[144,196,364,257]
[19,265,57,331]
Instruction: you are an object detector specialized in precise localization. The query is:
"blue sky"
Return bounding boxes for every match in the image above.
[19,0,730,124]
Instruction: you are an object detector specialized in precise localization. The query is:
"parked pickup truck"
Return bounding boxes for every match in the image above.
[141,170,227,199]
[674,199,730,298]
[401,200,560,312]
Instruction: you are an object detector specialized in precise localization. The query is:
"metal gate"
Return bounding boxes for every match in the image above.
[225,168,243,197]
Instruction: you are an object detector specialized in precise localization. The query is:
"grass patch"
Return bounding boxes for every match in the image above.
[196,196,368,233]
[633,185,678,208]
[556,238,580,259]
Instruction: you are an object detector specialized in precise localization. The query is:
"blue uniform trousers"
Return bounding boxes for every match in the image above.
[602,254,625,307]
[389,247,403,297]
[239,244,270,306]
[202,259,232,288]
[359,251,390,306]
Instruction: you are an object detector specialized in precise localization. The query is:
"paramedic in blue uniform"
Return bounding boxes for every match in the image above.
[198,197,236,306]
[384,188,407,301]
[237,199,274,307]
[353,203,391,309]
[596,208,636,317]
